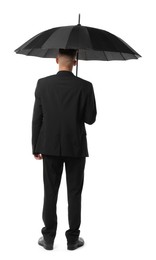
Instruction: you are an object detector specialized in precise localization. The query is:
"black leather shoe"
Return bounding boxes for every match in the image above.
[67,237,84,250]
[38,237,53,250]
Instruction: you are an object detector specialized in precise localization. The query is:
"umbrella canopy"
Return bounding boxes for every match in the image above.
[15,15,141,75]
[15,25,141,61]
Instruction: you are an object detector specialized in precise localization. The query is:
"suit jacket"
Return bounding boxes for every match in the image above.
[32,71,97,157]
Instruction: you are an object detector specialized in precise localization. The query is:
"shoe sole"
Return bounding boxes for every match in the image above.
[67,243,84,250]
[38,241,53,250]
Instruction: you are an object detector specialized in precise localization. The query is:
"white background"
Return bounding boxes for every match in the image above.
[0,0,156,259]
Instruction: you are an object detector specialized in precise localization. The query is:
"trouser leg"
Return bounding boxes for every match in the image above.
[65,157,86,243]
[41,155,63,243]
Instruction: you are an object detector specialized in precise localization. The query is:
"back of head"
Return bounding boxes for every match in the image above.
[58,49,77,59]
[57,49,78,70]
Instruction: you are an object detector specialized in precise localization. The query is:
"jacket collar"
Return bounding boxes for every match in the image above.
[57,71,74,77]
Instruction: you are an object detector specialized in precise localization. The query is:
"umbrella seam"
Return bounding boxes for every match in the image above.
[103,51,109,61]
[120,52,126,60]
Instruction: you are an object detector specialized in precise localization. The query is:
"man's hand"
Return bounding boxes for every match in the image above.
[34,154,43,160]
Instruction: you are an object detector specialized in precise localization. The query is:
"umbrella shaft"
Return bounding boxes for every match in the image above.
[76,51,79,76]
[78,14,81,25]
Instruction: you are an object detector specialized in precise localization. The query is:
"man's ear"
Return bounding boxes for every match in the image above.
[56,57,59,64]
[73,60,77,66]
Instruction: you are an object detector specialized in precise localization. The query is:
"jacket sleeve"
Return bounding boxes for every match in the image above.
[32,80,43,154]
[83,83,97,125]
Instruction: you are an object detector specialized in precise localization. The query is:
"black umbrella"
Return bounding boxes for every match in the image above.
[15,14,141,75]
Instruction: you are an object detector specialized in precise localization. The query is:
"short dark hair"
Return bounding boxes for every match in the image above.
[58,49,77,58]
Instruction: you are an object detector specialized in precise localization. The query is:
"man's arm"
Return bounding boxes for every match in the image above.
[32,80,43,158]
[83,83,97,125]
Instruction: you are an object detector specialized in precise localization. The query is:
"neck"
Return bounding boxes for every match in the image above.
[59,65,73,72]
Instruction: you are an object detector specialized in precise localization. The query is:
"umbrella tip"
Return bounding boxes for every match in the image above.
[78,14,81,25]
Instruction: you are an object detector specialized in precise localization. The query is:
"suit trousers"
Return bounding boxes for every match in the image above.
[41,155,86,244]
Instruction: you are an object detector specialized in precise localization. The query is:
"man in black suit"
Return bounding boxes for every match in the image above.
[32,49,97,250]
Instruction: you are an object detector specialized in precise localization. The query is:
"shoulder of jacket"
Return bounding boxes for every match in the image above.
[75,77,93,91]
[38,75,56,83]
[76,76,92,85]
[37,75,56,92]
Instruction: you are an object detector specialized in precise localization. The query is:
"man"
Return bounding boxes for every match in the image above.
[32,49,97,250]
